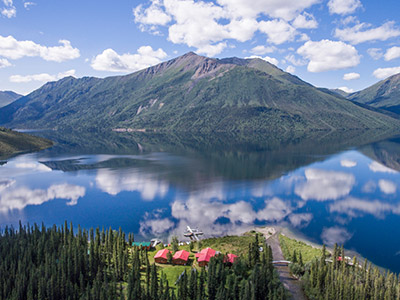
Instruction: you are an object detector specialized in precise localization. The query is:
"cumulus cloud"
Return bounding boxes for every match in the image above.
[140,216,175,237]
[292,12,318,29]
[335,21,400,44]
[340,159,357,167]
[1,0,16,18]
[343,72,360,80]
[91,46,167,72]
[285,54,306,66]
[373,66,400,79]
[0,183,86,212]
[0,58,11,68]
[330,197,400,218]
[0,36,80,62]
[285,65,296,73]
[258,19,297,45]
[367,48,383,60]
[384,46,400,61]
[134,0,172,26]
[95,168,169,200]
[369,161,398,173]
[378,179,397,194]
[133,0,320,56]
[327,0,362,15]
[297,39,360,72]
[295,168,355,201]
[321,226,352,246]
[246,55,278,66]
[250,45,276,55]
[9,69,76,83]
[216,0,320,21]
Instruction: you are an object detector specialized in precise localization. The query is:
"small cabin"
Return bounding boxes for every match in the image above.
[196,247,216,267]
[154,249,171,264]
[173,250,190,265]
[132,242,151,250]
[224,253,238,265]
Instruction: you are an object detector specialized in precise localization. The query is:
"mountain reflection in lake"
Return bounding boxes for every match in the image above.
[1,130,400,272]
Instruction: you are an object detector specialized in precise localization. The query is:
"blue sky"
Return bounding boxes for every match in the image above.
[0,0,399,95]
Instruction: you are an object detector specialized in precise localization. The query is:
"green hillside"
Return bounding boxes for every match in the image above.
[0,91,21,108]
[349,73,400,114]
[1,52,399,132]
[0,127,53,157]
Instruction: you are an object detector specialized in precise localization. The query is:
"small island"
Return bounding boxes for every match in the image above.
[0,127,53,158]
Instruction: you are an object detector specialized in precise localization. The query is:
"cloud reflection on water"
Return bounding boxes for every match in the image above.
[0,183,86,212]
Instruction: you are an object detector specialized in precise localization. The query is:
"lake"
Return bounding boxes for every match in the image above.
[1,130,400,272]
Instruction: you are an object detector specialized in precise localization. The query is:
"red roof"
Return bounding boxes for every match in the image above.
[154,249,170,260]
[224,253,238,263]
[173,250,190,261]
[197,248,216,262]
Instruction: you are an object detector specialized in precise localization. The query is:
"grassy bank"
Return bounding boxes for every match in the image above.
[279,234,323,263]
[0,127,53,157]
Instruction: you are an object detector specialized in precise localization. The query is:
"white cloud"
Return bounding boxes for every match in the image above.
[321,226,352,246]
[9,69,76,83]
[1,6,15,18]
[367,48,383,60]
[0,36,80,62]
[134,0,320,56]
[295,168,355,201]
[140,217,175,236]
[292,12,318,29]
[378,179,397,194]
[362,180,376,193]
[91,46,167,73]
[340,159,357,167]
[297,39,360,72]
[373,66,400,79]
[369,161,398,173]
[384,46,400,61]
[285,65,296,73]
[285,54,306,66]
[246,55,278,66]
[1,0,16,18]
[330,197,400,218]
[134,0,171,26]
[95,168,169,200]
[259,19,297,45]
[288,213,312,227]
[335,21,400,44]
[0,179,15,193]
[327,0,362,15]
[0,183,85,212]
[338,87,354,93]
[216,0,320,21]
[250,45,276,55]
[0,58,11,68]
[23,1,35,9]
[343,72,360,80]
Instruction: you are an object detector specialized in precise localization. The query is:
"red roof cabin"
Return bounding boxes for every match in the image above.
[224,253,238,265]
[172,250,190,265]
[197,248,216,267]
[154,249,171,264]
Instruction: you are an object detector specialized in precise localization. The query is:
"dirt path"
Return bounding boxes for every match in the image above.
[259,228,307,300]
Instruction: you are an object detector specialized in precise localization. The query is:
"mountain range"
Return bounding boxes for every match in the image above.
[0,52,399,132]
[348,73,400,114]
[0,91,21,108]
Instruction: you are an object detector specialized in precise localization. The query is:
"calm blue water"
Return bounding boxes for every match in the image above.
[1,131,400,272]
